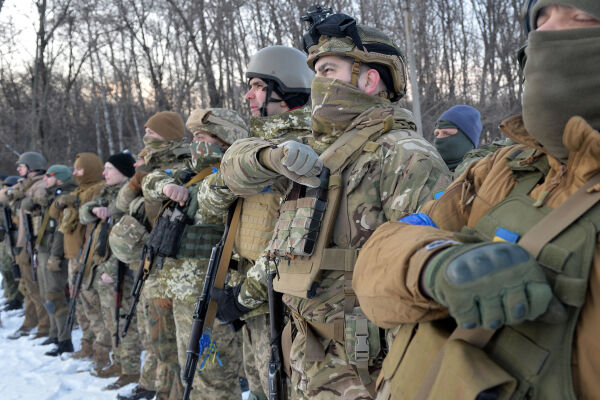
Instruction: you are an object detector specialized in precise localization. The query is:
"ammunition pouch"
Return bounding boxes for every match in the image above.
[234,192,281,261]
[177,224,225,259]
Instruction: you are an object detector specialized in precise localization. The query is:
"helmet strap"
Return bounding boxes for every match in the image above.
[351,59,361,87]
[260,80,275,117]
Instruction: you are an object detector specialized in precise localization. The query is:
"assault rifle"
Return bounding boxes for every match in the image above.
[66,222,97,333]
[114,260,126,348]
[23,213,38,282]
[122,206,188,337]
[2,206,20,279]
[182,200,240,400]
[267,267,288,400]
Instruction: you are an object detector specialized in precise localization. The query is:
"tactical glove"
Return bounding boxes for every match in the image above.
[211,283,252,324]
[260,141,322,187]
[8,188,25,201]
[55,193,78,209]
[423,242,554,330]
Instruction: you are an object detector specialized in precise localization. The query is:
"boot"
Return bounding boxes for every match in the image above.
[40,337,58,346]
[116,385,156,400]
[92,349,111,371]
[7,326,32,340]
[71,340,93,359]
[93,363,121,378]
[3,299,23,311]
[103,373,140,390]
[45,339,74,356]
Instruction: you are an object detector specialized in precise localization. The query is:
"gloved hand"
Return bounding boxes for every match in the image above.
[8,188,25,201]
[423,242,554,330]
[260,141,322,187]
[211,284,252,324]
[55,193,78,209]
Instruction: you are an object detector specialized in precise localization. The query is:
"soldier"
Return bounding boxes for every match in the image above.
[0,176,24,311]
[201,46,314,400]
[115,111,191,400]
[353,3,600,399]
[25,164,77,355]
[9,151,50,340]
[78,152,142,389]
[220,13,450,399]
[53,153,105,361]
[141,108,249,400]
[432,105,482,174]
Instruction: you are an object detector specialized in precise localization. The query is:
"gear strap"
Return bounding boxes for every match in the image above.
[414,170,600,400]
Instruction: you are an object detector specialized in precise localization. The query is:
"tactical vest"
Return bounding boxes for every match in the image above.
[382,149,600,400]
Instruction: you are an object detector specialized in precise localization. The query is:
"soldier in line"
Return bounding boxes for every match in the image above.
[79,152,142,389]
[202,46,314,400]
[24,165,77,356]
[9,152,50,340]
[220,13,450,399]
[432,105,482,176]
[0,176,24,312]
[353,2,600,399]
[141,108,249,399]
[53,153,105,363]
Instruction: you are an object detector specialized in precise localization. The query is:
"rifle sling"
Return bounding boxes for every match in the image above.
[35,209,52,247]
[413,171,600,400]
[204,199,242,329]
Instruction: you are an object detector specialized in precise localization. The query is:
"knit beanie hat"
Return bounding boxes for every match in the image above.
[47,164,72,183]
[145,111,186,140]
[529,0,600,31]
[107,152,136,178]
[436,105,482,147]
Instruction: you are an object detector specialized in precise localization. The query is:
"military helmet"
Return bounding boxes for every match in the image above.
[186,108,249,145]
[303,13,407,101]
[16,151,46,171]
[246,46,314,94]
[3,176,19,187]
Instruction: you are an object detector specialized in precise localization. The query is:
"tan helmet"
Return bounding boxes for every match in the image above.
[186,108,249,145]
[246,46,314,116]
[303,13,407,101]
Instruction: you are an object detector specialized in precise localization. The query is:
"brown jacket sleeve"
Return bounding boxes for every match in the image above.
[353,150,506,328]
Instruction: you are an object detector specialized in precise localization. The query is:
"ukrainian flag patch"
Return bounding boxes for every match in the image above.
[493,227,520,243]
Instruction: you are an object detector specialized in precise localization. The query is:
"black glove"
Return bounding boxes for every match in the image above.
[211,284,252,324]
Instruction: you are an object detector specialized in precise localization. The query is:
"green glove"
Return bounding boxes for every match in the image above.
[423,242,553,330]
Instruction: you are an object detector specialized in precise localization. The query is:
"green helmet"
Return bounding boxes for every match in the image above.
[16,152,46,171]
[302,12,407,101]
[186,108,249,145]
[246,46,314,116]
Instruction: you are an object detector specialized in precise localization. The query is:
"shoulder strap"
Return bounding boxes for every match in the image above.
[414,170,600,400]
[35,208,52,247]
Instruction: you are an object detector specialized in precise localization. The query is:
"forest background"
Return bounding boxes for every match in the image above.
[0,0,525,173]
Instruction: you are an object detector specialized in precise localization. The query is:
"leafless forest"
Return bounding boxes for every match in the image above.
[0,0,525,173]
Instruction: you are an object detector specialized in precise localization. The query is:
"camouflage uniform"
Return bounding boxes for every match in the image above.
[14,173,50,336]
[0,187,24,307]
[453,137,515,178]
[221,74,451,398]
[80,182,142,375]
[142,113,249,400]
[197,105,313,398]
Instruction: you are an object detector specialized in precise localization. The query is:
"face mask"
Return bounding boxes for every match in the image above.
[311,76,390,139]
[142,136,168,150]
[522,27,600,162]
[189,141,224,170]
[434,131,474,171]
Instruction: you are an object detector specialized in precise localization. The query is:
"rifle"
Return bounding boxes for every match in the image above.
[23,212,38,282]
[182,200,241,400]
[267,266,288,400]
[2,206,20,279]
[114,260,126,348]
[121,206,187,338]
[66,222,97,333]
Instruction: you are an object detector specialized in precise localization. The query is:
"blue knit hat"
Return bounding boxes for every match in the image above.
[436,105,482,147]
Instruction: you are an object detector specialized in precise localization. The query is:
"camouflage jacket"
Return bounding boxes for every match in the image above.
[200,106,313,316]
[35,180,77,258]
[453,137,516,178]
[221,106,452,325]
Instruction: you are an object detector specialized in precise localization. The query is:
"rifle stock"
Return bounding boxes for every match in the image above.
[23,213,38,282]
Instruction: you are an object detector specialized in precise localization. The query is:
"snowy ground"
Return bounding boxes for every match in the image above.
[0,277,250,400]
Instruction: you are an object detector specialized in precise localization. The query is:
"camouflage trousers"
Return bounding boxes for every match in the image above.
[78,269,112,356]
[16,249,49,334]
[146,297,184,400]
[37,252,70,341]
[96,265,141,375]
[1,243,22,302]
[68,258,93,344]
[172,297,243,400]
[288,322,379,400]
[138,291,158,391]
[242,313,270,399]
